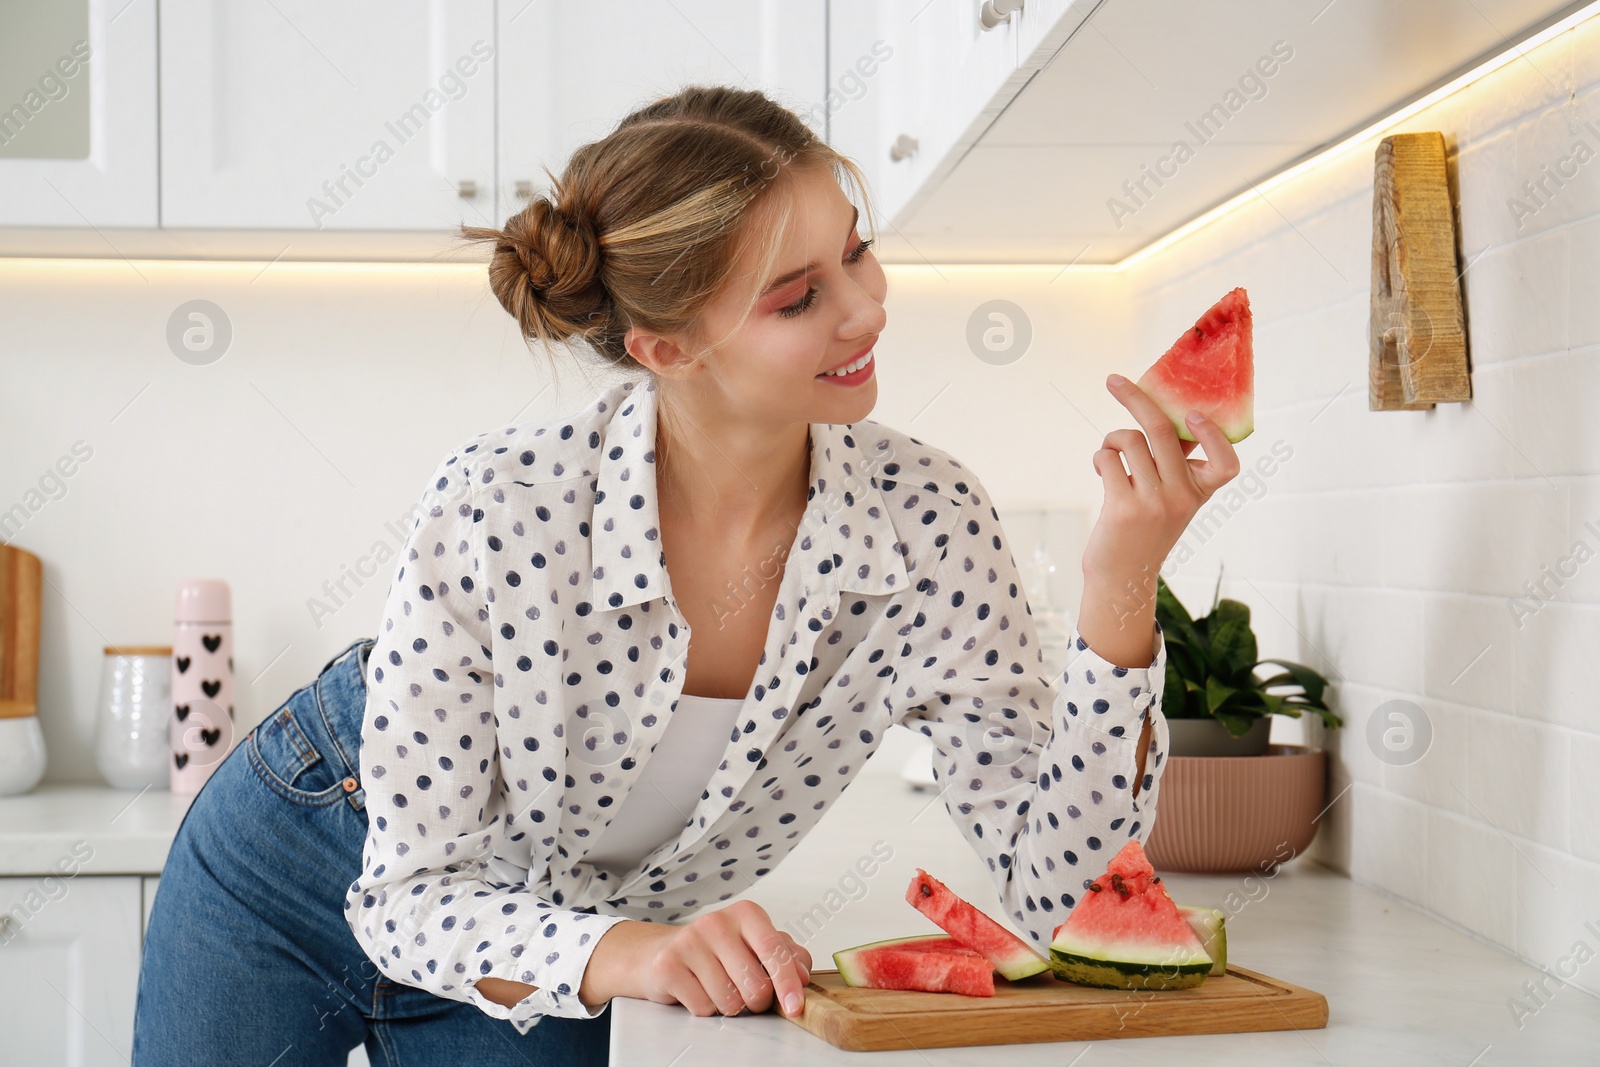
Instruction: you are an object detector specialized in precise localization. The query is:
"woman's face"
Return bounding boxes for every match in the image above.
[649,165,888,429]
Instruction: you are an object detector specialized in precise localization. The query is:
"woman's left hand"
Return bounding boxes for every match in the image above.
[1081,372,1242,603]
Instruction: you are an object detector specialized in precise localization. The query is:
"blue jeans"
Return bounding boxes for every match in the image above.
[131,637,610,1066]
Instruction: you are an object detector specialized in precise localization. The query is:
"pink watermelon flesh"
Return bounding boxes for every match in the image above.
[905,869,1050,980]
[1049,840,1213,990]
[1135,286,1254,444]
[833,934,995,996]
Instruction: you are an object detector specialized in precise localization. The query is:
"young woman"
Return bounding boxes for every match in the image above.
[134,84,1237,1064]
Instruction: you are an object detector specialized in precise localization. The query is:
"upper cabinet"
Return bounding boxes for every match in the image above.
[827,0,1020,231]
[497,1,826,223]
[0,0,158,228]
[7,0,1582,264]
[158,1,497,231]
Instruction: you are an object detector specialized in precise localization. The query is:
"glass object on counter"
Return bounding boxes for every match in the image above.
[95,646,172,789]
[1022,540,1074,673]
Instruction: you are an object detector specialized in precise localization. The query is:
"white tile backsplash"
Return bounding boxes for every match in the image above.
[1426,808,1517,949]
[1125,14,1600,972]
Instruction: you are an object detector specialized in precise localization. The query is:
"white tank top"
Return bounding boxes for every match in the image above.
[582,693,746,873]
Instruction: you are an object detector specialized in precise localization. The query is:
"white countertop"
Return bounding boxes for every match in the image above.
[5,764,1596,1064]
[0,782,193,876]
[609,761,1600,1066]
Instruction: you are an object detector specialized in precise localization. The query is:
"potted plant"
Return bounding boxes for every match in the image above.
[1155,569,1339,756]
[1143,569,1343,873]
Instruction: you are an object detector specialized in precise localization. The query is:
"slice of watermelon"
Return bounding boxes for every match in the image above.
[1048,840,1213,990]
[905,869,1050,980]
[1135,287,1254,444]
[833,934,996,997]
[1178,904,1227,976]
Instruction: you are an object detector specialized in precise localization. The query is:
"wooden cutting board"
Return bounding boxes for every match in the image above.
[787,965,1328,1051]
[0,544,43,720]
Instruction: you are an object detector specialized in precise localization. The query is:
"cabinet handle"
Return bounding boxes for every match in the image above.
[889,134,919,163]
[979,0,1024,29]
[514,180,535,200]
[457,180,479,199]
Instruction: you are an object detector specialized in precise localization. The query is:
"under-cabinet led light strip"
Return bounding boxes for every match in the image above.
[1106,0,1600,272]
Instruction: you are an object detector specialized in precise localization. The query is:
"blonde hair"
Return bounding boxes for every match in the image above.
[457,84,877,392]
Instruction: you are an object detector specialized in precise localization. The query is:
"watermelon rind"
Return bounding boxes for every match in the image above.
[1178,905,1227,977]
[1047,924,1213,991]
[1047,949,1211,991]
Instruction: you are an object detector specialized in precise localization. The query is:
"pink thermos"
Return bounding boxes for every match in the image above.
[170,579,236,793]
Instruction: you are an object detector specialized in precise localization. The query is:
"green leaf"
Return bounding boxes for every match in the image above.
[1204,676,1238,715]
[1209,618,1258,681]
[1257,692,1288,716]
[1253,658,1330,706]
[1155,578,1205,650]
[1163,661,1199,719]
[1213,598,1250,627]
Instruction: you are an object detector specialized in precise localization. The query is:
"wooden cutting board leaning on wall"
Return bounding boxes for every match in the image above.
[0,544,43,721]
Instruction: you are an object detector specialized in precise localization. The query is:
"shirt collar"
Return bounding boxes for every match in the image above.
[590,377,911,613]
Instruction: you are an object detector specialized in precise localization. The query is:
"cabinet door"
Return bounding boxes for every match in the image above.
[159,1,496,231]
[496,1,826,224]
[141,876,158,942]
[0,0,158,227]
[0,875,142,1066]
[829,0,1018,227]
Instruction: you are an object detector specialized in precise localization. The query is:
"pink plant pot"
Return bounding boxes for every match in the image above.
[1143,745,1328,873]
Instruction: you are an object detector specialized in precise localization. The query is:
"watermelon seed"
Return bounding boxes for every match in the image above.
[1151,876,1161,884]
[1088,882,1103,892]
[919,883,932,898]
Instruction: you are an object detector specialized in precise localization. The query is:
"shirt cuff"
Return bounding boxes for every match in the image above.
[1059,617,1167,739]
[462,910,632,1032]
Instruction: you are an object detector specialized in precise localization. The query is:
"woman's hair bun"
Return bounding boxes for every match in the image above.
[468,196,610,348]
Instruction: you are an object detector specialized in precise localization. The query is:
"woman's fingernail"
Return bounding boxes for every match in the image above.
[1186,410,1204,424]
[1108,373,1127,386]
[784,993,802,1015]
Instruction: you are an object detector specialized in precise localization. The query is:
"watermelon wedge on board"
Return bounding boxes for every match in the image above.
[1135,287,1254,444]
[1048,840,1213,990]
[1178,904,1227,977]
[833,934,996,996]
[905,869,1051,980]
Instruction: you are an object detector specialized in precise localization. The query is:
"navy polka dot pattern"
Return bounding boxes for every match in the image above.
[343,376,1170,1034]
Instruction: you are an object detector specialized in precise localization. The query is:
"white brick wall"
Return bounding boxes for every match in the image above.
[1124,13,1600,982]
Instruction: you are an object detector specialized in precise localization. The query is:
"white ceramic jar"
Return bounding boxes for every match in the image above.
[0,713,47,796]
[95,645,173,789]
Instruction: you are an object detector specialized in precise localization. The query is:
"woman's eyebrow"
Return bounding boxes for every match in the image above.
[759,204,861,297]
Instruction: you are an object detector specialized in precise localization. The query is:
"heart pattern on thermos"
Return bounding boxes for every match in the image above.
[202,679,222,698]
[175,703,190,721]
[202,633,223,653]
[176,656,191,673]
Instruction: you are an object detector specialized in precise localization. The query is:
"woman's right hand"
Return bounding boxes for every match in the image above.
[580,900,813,1017]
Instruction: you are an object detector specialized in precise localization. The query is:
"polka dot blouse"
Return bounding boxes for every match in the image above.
[344,376,1170,1035]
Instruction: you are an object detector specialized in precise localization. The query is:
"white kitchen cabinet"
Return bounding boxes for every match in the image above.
[158,0,497,231]
[0,0,159,227]
[496,0,827,224]
[0,875,143,1066]
[828,0,1020,228]
[141,875,157,940]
